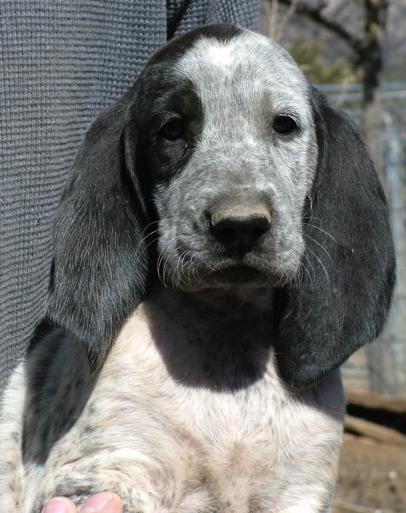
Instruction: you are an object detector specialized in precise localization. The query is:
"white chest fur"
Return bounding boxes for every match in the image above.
[1,291,345,513]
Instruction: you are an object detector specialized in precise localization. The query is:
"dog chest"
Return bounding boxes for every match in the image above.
[13,296,345,513]
[55,301,343,513]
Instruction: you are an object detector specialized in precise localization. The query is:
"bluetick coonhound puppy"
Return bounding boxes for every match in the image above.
[0,24,395,513]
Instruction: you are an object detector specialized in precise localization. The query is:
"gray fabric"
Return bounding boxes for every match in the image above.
[0,0,260,393]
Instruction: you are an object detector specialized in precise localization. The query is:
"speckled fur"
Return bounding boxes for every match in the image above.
[1,285,344,513]
[156,31,317,291]
[0,26,363,513]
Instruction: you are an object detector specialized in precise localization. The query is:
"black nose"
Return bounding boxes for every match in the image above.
[209,207,271,250]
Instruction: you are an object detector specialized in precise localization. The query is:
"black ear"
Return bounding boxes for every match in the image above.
[47,87,150,368]
[274,89,396,388]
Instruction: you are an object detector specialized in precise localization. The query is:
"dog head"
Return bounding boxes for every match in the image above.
[133,25,316,293]
[48,24,395,388]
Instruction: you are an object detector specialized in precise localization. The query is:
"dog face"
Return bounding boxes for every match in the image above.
[134,28,317,292]
[48,25,395,388]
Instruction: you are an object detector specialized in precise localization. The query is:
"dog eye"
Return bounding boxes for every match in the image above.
[159,118,185,141]
[272,115,298,135]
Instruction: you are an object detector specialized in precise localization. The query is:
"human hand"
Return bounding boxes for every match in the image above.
[43,492,123,513]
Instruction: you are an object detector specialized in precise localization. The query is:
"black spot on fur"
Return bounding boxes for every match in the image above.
[22,329,95,465]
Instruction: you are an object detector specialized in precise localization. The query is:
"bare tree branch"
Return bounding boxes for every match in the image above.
[362,0,389,103]
[275,0,364,55]
[276,0,300,42]
[267,0,300,42]
[268,0,389,109]
[268,0,279,40]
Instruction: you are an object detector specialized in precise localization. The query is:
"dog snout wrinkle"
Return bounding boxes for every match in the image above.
[209,205,271,251]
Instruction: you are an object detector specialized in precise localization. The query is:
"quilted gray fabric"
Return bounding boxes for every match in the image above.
[0,0,260,393]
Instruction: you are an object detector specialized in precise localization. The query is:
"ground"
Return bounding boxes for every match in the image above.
[334,434,406,513]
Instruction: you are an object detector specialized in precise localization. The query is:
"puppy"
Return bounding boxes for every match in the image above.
[0,24,395,513]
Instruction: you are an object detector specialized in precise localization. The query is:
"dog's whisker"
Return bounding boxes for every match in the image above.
[303,233,333,263]
[179,251,191,289]
[301,260,314,285]
[189,252,202,285]
[156,235,185,288]
[181,250,196,287]
[306,246,330,283]
[301,249,316,283]
[304,223,337,243]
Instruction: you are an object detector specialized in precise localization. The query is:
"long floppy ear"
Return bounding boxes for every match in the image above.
[274,89,396,388]
[47,86,150,367]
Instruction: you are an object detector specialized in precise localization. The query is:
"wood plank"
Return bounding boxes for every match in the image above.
[333,499,394,513]
[345,390,406,414]
[345,414,406,445]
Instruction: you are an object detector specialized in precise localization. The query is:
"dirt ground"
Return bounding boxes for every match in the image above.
[333,434,406,513]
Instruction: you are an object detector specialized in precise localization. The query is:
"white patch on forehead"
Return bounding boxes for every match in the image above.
[175,29,311,122]
[207,44,234,68]
[176,30,306,82]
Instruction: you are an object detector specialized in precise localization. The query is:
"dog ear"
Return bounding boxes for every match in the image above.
[47,86,150,368]
[274,89,396,388]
